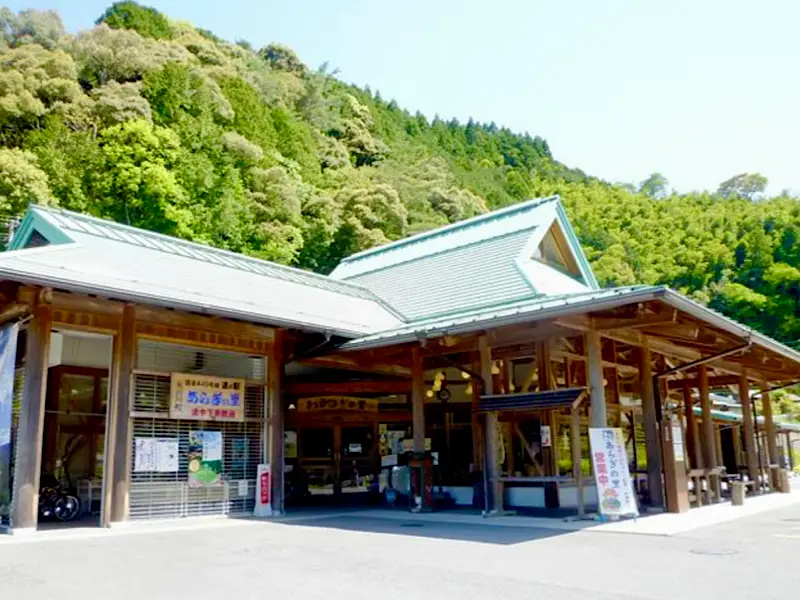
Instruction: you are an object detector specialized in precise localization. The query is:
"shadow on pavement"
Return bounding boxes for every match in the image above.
[271,513,570,546]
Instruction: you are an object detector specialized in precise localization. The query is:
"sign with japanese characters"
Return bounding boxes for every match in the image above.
[298,397,379,413]
[187,431,223,487]
[170,373,245,422]
[589,427,639,518]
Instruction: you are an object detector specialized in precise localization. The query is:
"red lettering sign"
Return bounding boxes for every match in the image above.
[260,469,270,505]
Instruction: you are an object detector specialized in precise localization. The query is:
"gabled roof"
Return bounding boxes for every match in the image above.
[330,196,599,321]
[1,206,403,336]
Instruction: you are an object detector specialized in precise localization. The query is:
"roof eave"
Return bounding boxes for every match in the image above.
[0,269,369,339]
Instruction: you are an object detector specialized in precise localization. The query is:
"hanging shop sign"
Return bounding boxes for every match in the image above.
[298,397,379,413]
[187,431,223,487]
[0,322,18,520]
[589,428,639,518]
[170,373,245,422]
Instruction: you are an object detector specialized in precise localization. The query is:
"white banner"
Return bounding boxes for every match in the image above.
[589,428,639,518]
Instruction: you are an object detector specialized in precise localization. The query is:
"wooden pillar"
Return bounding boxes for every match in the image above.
[738,372,758,485]
[470,356,482,471]
[732,425,743,471]
[786,432,794,470]
[10,298,52,530]
[698,365,719,501]
[537,341,555,476]
[571,406,584,516]
[760,384,780,489]
[479,335,501,512]
[109,304,136,523]
[586,332,606,428]
[411,345,425,453]
[638,343,663,507]
[500,361,515,475]
[682,381,700,470]
[268,330,285,515]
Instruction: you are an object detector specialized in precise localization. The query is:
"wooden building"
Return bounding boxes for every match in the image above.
[0,197,797,532]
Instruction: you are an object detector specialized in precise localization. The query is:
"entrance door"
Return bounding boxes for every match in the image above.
[339,426,375,497]
[296,424,376,503]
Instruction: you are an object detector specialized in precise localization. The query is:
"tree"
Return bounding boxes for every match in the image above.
[258,44,306,74]
[717,172,768,200]
[0,8,66,49]
[97,2,173,40]
[91,81,152,125]
[0,148,54,219]
[639,172,669,199]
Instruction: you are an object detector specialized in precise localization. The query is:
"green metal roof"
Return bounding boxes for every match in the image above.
[693,405,800,433]
[330,195,599,321]
[0,206,404,336]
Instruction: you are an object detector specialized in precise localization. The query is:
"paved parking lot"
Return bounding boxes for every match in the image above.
[1,501,799,600]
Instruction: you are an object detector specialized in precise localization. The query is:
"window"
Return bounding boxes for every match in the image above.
[532,222,584,282]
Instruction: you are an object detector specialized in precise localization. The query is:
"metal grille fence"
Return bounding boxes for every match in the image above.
[129,340,266,521]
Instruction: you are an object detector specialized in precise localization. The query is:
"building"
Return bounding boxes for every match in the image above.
[0,196,797,533]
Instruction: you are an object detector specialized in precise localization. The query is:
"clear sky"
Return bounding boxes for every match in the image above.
[9,0,800,194]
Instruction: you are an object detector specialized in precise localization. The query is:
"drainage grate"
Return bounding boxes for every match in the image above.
[690,548,739,556]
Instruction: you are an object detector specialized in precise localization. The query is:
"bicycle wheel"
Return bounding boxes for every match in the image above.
[54,495,81,522]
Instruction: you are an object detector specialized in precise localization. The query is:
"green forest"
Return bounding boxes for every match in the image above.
[2,3,800,363]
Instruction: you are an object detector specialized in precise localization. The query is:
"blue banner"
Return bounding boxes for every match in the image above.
[0,322,19,520]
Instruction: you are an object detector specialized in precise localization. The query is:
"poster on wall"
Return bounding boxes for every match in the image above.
[188,431,223,487]
[156,439,179,472]
[540,425,552,447]
[0,322,18,519]
[170,373,245,422]
[134,437,157,472]
[284,431,297,459]
[589,428,639,518]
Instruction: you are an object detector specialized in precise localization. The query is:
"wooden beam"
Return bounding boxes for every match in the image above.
[738,371,758,485]
[284,380,410,395]
[301,355,411,378]
[592,309,677,332]
[411,345,425,453]
[109,304,136,523]
[10,296,52,530]
[668,374,741,390]
[134,304,274,341]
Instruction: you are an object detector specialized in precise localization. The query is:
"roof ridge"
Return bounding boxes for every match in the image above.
[28,205,387,305]
[338,195,560,264]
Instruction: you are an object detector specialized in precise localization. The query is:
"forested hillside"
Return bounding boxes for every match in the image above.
[2,3,800,351]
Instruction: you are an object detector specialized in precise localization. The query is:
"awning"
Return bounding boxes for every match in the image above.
[478,387,587,412]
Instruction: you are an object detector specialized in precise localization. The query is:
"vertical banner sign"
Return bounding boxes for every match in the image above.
[254,463,272,517]
[0,322,18,520]
[589,428,639,518]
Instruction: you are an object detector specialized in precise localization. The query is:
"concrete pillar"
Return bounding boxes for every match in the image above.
[760,385,780,489]
[479,335,501,512]
[738,372,758,485]
[109,304,136,523]
[411,345,425,453]
[638,344,663,507]
[586,332,606,428]
[10,299,52,531]
[268,330,285,515]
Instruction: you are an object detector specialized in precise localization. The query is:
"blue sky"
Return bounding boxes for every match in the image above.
[10,0,800,194]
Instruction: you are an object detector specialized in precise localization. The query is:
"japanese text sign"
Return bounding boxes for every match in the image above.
[298,397,379,413]
[170,373,246,422]
[589,427,639,518]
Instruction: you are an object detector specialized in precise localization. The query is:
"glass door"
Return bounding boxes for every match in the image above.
[298,427,336,497]
[338,426,375,496]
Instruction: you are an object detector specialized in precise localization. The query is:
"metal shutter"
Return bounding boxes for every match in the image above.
[129,340,266,521]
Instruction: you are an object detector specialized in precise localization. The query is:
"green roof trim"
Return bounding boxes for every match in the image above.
[7,206,74,250]
[555,201,599,289]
